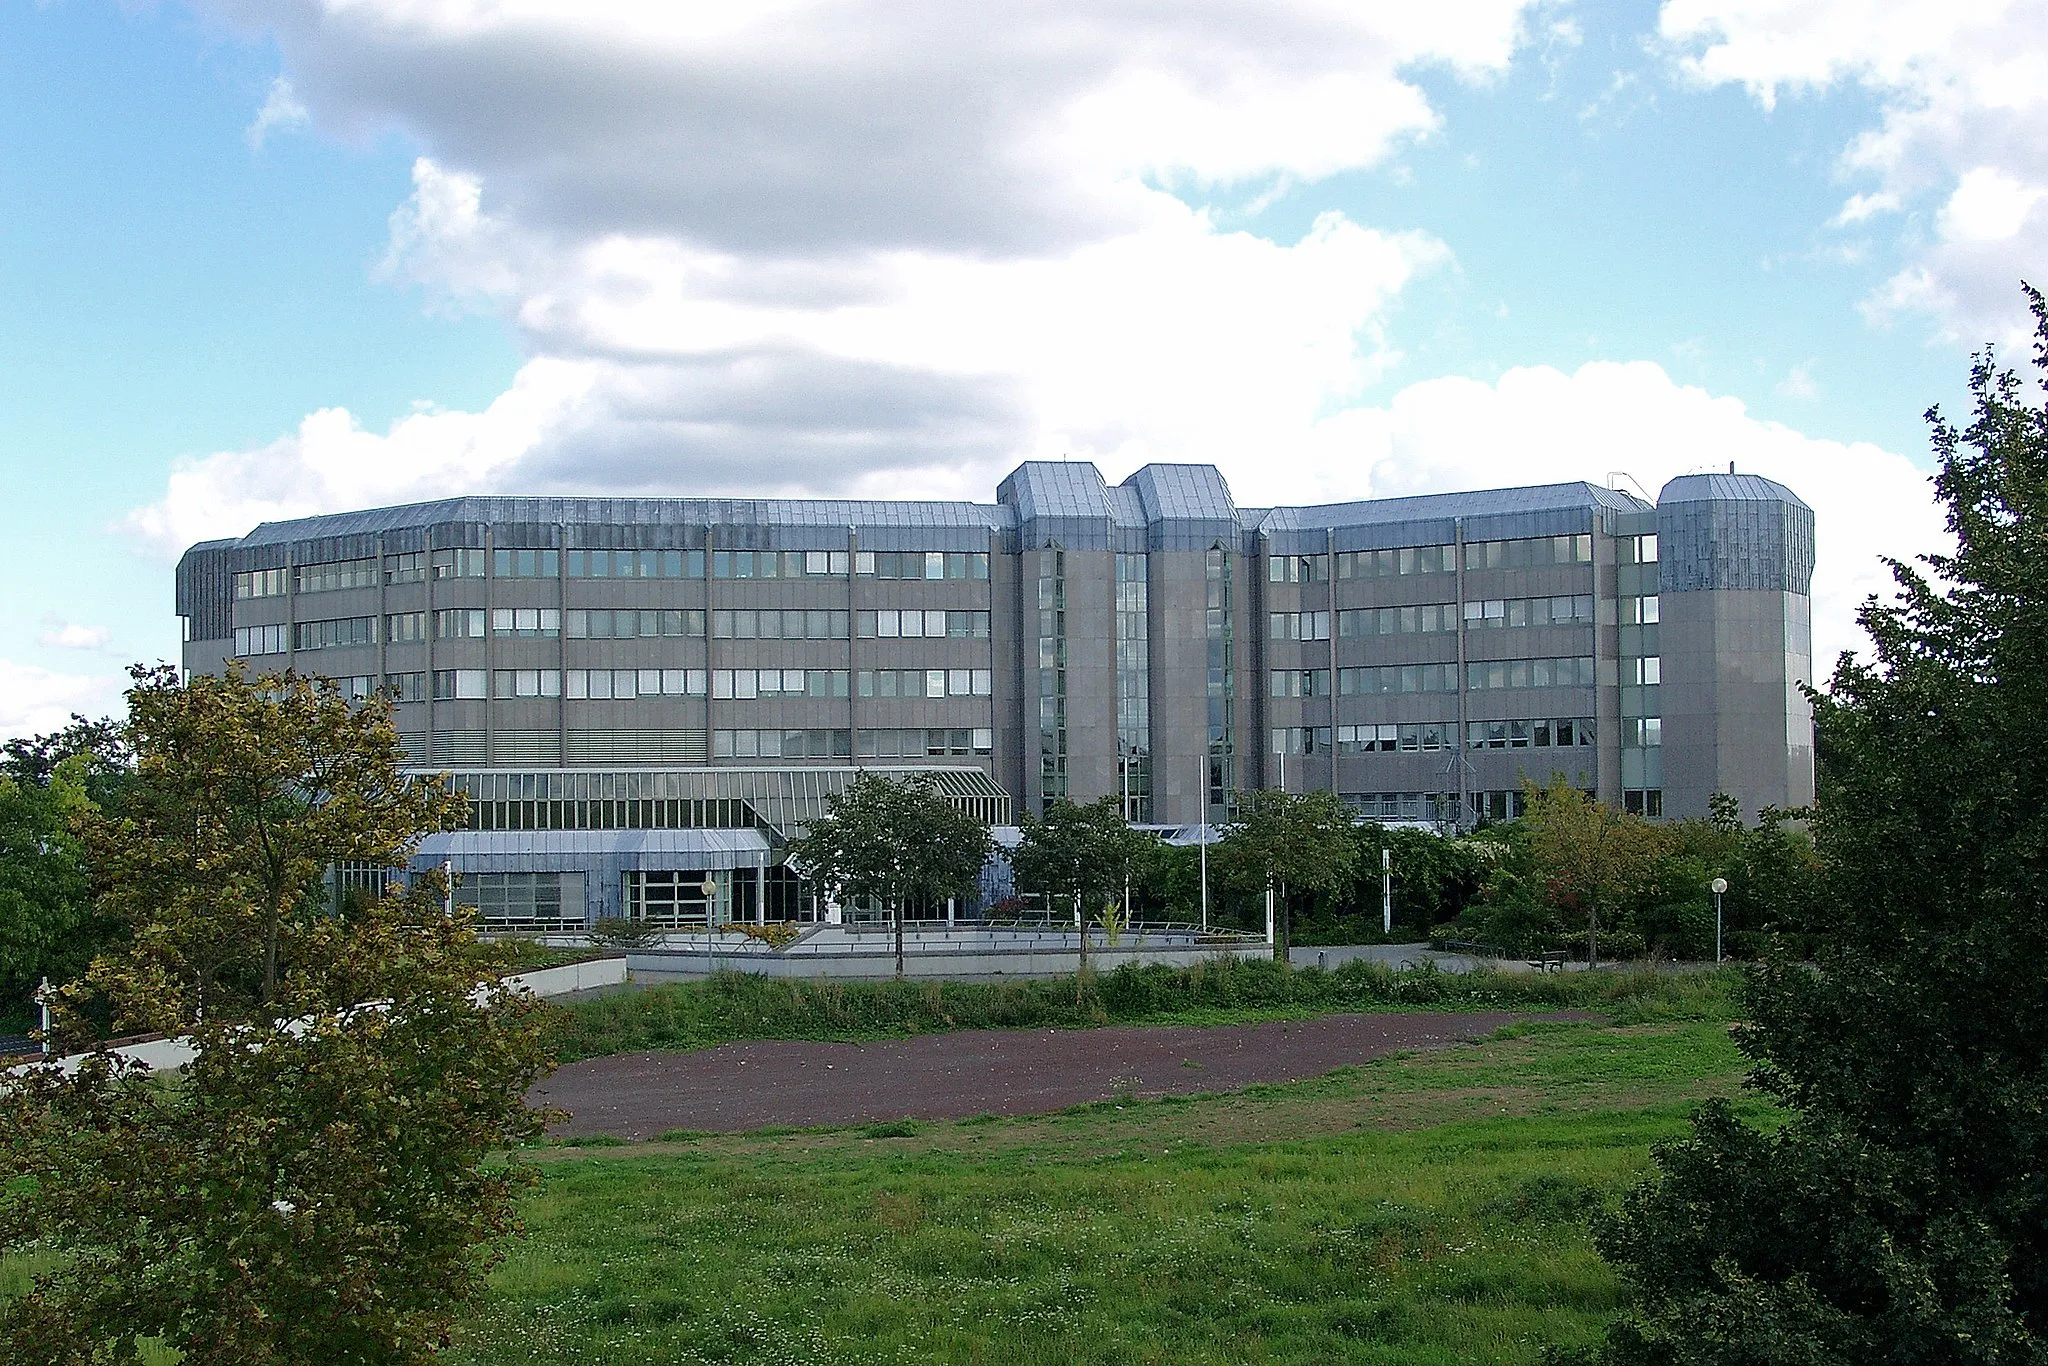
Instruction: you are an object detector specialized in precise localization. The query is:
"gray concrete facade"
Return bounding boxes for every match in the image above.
[177,461,1815,932]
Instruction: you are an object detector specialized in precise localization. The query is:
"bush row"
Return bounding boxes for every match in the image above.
[546,955,1736,1062]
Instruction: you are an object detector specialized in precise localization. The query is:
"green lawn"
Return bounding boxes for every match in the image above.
[449,1015,1757,1365]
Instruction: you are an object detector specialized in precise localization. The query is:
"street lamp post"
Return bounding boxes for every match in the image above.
[1710,876,1729,963]
[1381,847,1393,937]
[1198,754,1209,933]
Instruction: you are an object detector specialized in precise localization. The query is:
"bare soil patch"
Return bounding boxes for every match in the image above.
[535,1010,1586,1138]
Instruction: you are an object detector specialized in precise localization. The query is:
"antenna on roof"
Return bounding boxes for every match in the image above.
[1607,471,1653,503]
[1729,461,1736,474]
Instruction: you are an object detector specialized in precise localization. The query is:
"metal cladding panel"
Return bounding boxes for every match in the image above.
[1254,482,1646,555]
[230,495,1010,561]
[997,460,1119,550]
[174,540,238,641]
[1657,475,1816,595]
[1121,463,1241,551]
[412,828,772,873]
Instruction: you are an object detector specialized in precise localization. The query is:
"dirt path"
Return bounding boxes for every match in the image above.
[536,1011,1585,1138]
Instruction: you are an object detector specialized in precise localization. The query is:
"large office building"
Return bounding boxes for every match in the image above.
[175,461,1815,930]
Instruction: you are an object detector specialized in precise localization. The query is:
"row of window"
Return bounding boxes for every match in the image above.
[1269,594,1599,643]
[1271,656,1601,697]
[1273,716,1600,755]
[1270,535,1597,585]
[1467,717,1596,749]
[863,610,991,639]
[862,728,996,758]
[861,669,994,698]
[240,605,993,655]
[714,729,852,759]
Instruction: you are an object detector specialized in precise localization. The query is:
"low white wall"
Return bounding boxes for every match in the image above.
[503,956,629,997]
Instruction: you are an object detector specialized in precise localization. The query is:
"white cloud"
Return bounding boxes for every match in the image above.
[36,616,113,651]
[244,76,309,149]
[139,0,1526,547]
[1660,0,2048,343]
[0,660,127,742]
[1774,361,1818,399]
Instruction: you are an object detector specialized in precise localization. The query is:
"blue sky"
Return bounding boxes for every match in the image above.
[4,0,2040,735]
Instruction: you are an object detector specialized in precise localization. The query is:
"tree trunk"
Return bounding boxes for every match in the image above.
[895,899,905,980]
[1588,896,1600,970]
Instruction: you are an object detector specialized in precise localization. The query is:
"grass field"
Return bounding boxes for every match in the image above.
[4,967,1756,1363]
[450,1009,1758,1365]
[545,957,1731,1062]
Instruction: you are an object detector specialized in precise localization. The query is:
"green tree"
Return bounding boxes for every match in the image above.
[1217,789,1358,958]
[1521,778,1668,966]
[786,773,993,977]
[0,664,553,1365]
[0,718,130,1027]
[1585,288,2048,1362]
[1009,796,1149,985]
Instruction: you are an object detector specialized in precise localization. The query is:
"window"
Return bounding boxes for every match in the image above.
[1271,727,1333,755]
[1461,535,1594,571]
[855,728,994,758]
[491,608,561,638]
[336,675,378,700]
[491,669,562,698]
[803,551,853,576]
[383,552,425,584]
[233,623,288,656]
[1334,545,1455,579]
[432,669,487,700]
[294,617,376,651]
[1622,595,1659,625]
[566,669,707,699]
[493,548,560,578]
[568,609,705,639]
[385,672,427,703]
[1466,718,1594,749]
[1337,722,1455,753]
[711,669,849,699]
[430,548,487,579]
[435,609,486,639]
[1337,662,1459,695]
[856,610,991,639]
[295,558,377,594]
[386,612,426,644]
[713,729,855,759]
[455,872,584,933]
[232,568,288,600]
[1339,603,1459,637]
[1266,554,1328,583]
[1268,611,1331,640]
[566,549,700,579]
[1268,669,1330,698]
[710,609,847,639]
[1463,656,1597,690]
[856,669,990,697]
[854,551,989,579]
[1461,595,1596,628]
[1624,717,1662,747]
[1623,789,1664,817]
[1626,656,1662,685]
[1620,534,1659,565]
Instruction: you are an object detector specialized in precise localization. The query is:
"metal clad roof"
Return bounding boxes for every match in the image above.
[1657,472,1811,511]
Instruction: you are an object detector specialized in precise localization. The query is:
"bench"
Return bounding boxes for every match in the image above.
[1526,950,1568,973]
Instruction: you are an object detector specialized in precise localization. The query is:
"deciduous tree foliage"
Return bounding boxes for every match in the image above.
[0,665,554,1365]
[1584,288,2048,1364]
[1216,789,1358,956]
[786,773,992,977]
[1520,778,1667,968]
[1009,796,1150,981]
[0,718,130,1025]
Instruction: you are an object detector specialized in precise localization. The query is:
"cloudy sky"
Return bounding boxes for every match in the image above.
[4,0,2043,737]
